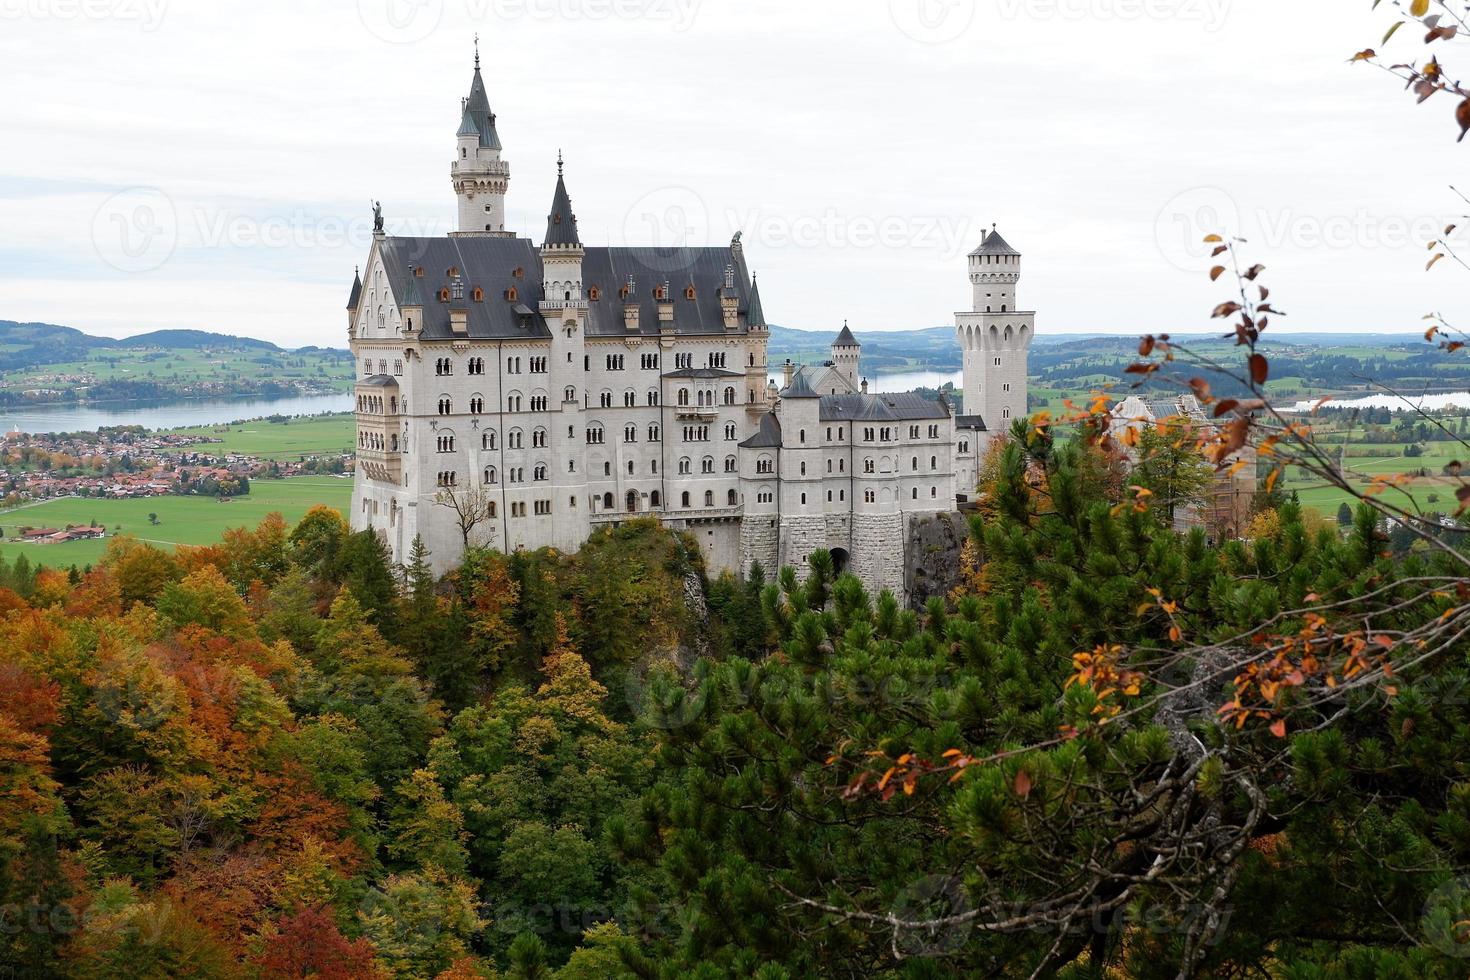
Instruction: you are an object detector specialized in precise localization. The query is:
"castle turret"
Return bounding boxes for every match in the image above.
[451,42,512,236]
[957,226,1034,429]
[831,321,860,390]
[539,154,590,552]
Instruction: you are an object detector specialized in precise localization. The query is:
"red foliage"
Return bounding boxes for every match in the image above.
[253,906,385,980]
[0,664,61,734]
[0,588,29,618]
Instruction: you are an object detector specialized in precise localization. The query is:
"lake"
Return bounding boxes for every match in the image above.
[768,369,962,392]
[0,392,354,435]
[0,370,963,436]
[1289,391,1470,413]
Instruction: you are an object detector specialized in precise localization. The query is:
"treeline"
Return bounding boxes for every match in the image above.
[2,438,1470,975]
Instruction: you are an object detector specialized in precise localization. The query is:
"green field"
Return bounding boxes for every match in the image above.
[160,413,355,459]
[0,477,353,568]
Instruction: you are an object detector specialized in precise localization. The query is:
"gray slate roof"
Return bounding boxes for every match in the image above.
[346,269,362,311]
[543,168,581,247]
[746,277,766,328]
[360,374,399,388]
[464,66,502,150]
[378,236,760,341]
[833,323,859,348]
[971,228,1019,256]
[739,411,782,449]
[819,391,949,423]
[781,368,822,399]
[956,414,988,431]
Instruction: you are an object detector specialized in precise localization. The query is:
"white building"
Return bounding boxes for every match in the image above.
[348,55,1034,600]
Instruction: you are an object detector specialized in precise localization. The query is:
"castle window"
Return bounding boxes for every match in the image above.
[505,286,518,302]
[681,492,690,508]
[488,502,497,517]
[725,422,737,440]
[534,464,548,482]
[649,423,661,441]
[439,288,450,302]
[799,462,806,476]
[484,466,497,485]
[959,440,969,454]
[702,457,714,474]
[565,386,576,402]
[508,429,523,449]
[394,360,403,375]
[530,396,548,412]
[1002,408,1011,419]
[624,424,637,442]
[648,390,660,407]
[912,488,918,500]
[931,456,938,470]
[684,285,696,300]
[724,387,735,406]
[912,457,919,471]
[589,286,601,301]
[705,490,714,507]
[865,489,875,504]
[472,287,484,302]
[470,397,484,415]
[533,428,547,448]
[508,394,523,412]
[513,266,524,279]
[651,491,661,508]
[600,391,613,409]
[483,432,496,450]
[438,397,452,415]
[586,425,605,445]
[932,486,938,497]
[679,457,691,475]
[800,493,806,505]
[624,390,637,407]
[725,456,737,473]
[864,458,875,474]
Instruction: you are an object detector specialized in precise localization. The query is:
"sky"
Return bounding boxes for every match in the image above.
[0,0,1463,349]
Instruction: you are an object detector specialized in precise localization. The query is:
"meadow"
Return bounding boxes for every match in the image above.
[0,477,353,568]
[159,413,356,459]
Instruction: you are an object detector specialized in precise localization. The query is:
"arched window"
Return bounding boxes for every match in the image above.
[650,490,662,508]
[603,492,614,510]
[728,489,738,506]
[681,491,691,508]
[484,466,497,485]
[724,387,735,405]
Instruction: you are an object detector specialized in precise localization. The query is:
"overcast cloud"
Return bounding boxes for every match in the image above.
[0,0,1460,348]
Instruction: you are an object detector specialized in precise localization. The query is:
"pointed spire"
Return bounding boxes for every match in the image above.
[746,274,766,328]
[400,273,423,307]
[834,320,859,348]
[346,266,362,311]
[543,155,581,247]
[463,41,501,151]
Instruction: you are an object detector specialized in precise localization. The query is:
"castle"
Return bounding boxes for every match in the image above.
[348,53,1034,600]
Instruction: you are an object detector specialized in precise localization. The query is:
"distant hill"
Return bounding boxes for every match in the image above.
[0,320,346,374]
[767,324,1429,376]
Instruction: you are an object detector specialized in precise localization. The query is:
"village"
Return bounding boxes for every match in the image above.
[0,425,353,545]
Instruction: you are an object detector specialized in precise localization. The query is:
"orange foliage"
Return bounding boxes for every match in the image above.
[252,906,386,980]
[0,663,61,733]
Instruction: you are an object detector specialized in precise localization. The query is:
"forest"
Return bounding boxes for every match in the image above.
[2,427,1469,978]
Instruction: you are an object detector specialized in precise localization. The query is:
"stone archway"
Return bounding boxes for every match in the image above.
[831,547,851,576]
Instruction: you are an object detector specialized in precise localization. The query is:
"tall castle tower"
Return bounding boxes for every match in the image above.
[831,321,861,390]
[957,226,1033,428]
[451,43,512,235]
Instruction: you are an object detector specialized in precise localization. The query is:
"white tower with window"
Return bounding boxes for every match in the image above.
[957,226,1033,429]
[451,44,512,235]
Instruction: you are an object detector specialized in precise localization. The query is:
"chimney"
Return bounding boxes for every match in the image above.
[783,359,794,387]
[861,377,868,394]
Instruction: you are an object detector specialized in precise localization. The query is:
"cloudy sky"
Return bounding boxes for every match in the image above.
[0,0,1461,348]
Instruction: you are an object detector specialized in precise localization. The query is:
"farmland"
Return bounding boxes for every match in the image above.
[0,477,353,568]
[157,413,356,459]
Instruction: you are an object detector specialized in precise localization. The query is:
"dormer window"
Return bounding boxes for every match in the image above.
[438,288,450,303]
[512,266,524,279]
[684,285,697,300]
[654,285,668,301]
[588,286,601,301]
[472,287,484,302]
[505,286,519,302]
[414,267,425,277]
